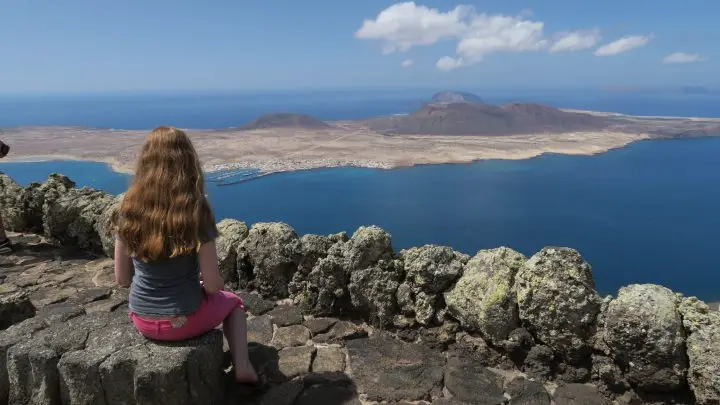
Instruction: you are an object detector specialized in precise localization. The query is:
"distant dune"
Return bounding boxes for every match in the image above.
[240,113,331,130]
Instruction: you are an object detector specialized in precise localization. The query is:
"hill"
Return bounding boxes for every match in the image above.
[430,91,484,104]
[365,101,616,136]
[240,113,331,130]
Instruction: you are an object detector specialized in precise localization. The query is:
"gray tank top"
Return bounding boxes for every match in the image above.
[128,228,217,317]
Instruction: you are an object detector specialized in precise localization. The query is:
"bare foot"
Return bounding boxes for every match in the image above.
[235,363,259,384]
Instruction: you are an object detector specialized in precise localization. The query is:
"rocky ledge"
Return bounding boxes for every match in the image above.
[0,173,719,405]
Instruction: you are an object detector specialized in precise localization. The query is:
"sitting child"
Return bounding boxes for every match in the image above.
[112,126,257,383]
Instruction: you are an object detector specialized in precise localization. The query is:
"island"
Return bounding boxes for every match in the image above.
[2,91,719,183]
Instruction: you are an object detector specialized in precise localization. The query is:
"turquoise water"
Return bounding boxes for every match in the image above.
[2,136,719,300]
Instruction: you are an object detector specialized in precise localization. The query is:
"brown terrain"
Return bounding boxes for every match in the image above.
[1,92,719,181]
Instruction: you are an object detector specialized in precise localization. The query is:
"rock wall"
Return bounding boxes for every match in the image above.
[0,173,719,405]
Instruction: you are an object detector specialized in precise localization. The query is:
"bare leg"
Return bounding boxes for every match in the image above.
[223,308,258,383]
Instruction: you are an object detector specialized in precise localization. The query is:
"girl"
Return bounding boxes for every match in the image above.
[113,126,258,383]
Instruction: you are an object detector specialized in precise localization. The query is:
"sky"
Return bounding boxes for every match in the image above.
[0,0,717,93]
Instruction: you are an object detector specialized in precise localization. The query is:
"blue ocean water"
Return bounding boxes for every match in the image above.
[2,89,720,129]
[2,136,719,300]
[1,90,719,300]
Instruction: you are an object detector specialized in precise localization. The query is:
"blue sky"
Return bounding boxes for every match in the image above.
[0,0,716,93]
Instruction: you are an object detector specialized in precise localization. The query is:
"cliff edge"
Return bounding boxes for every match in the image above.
[0,173,718,405]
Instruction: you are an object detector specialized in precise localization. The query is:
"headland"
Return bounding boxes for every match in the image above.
[1,92,719,183]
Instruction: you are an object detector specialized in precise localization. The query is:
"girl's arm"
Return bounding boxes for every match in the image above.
[114,239,134,288]
[198,240,224,294]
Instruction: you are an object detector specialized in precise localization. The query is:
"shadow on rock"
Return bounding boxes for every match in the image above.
[226,343,359,405]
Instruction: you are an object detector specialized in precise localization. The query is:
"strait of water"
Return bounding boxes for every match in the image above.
[1,90,719,300]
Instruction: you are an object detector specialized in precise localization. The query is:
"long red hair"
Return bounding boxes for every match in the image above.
[115,126,216,261]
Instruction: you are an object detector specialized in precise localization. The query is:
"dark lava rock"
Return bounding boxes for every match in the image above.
[313,321,367,343]
[268,306,304,327]
[258,380,304,405]
[304,317,337,335]
[443,354,505,405]
[523,345,554,381]
[505,377,550,405]
[278,346,315,379]
[553,383,609,405]
[247,315,274,345]
[272,325,311,348]
[312,347,346,373]
[346,335,445,402]
[0,291,36,330]
[237,290,275,315]
[294,384,361,405]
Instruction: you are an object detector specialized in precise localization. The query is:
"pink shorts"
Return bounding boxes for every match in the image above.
[130,290,245,341]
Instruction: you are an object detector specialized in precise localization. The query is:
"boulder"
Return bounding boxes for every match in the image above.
[686,323,720,404]
[515,247,600,363]
[348,262,403,325]
[295,254,350,315]
[400,245,468,325]
[678,296,720,335]
[287,227,393,316]
[342,226,394,271]
[506,377,551,405]
[19,174,76,233]
[445,247,525,344]
[238,222,299,298]
[287,234,336,309]
[0,174,27,231]
[215,218,249,286]
[601,284,687,392]
[94,193,124,258]
[43,187,116,253]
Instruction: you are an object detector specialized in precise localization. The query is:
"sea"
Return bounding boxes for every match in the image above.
[1,89,719,301]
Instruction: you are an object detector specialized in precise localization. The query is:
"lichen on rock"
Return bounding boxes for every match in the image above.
[215,218,249,286]
[398,245,468,325]
[238,222,299,298]
[686,322,720,405]
[22,174,76,234]
[0,174,28,231]
[43,187,116,253]
[445,247,525,344]
[601,284,687,392]
[515,247,600,364]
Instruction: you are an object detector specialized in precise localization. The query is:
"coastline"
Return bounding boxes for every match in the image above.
[0,155,134,175]
[1,131,650,179]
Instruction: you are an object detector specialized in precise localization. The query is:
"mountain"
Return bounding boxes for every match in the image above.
[430,91,484,104]
[240,113,331,130]
[365,101,615,136]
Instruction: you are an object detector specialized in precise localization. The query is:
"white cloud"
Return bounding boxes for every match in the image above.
[594,34,653,56]
[436,56,465,71]
[662,52,707,64]
[453,14,548,63]
[550,29,601,53]
[401,59,415,67]
[355,2,469,53]
[356,2,636,70]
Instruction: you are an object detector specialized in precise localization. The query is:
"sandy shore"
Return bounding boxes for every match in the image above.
[0,124,651,176]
